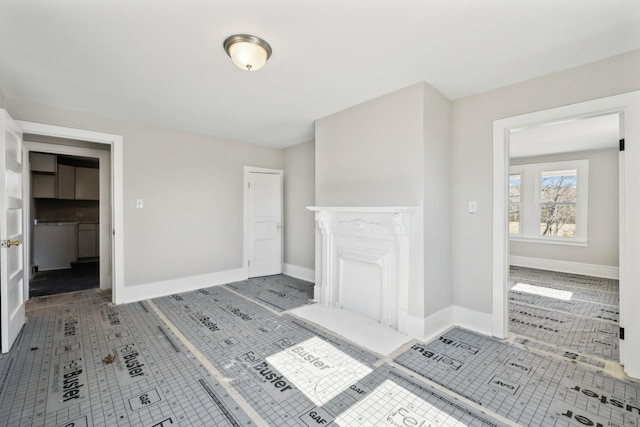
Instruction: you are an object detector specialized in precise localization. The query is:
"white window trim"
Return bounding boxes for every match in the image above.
[509,159,589,245]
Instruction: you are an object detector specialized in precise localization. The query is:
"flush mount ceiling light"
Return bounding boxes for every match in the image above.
[223,34,272,71]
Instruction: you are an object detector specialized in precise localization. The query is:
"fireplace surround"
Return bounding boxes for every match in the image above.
[307,207,413,334]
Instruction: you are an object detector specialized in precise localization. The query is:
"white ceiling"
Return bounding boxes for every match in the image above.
[510,113,620,158]
[0,1,638,148]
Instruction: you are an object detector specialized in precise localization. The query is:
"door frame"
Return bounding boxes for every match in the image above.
[492,90,640,378]
[243,166,283,278]
[17,121,124,304]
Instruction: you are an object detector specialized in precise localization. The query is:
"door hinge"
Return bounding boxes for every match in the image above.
[248,260,251,267]
[620,138,625,151]
[248,182,251,189]
[620,327,625,340]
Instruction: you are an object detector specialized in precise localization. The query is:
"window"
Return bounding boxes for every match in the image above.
[509,174,521,235]
[539,169,576,237]
[509,160,588,245]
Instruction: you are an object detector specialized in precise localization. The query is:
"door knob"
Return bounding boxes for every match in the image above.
[1,239,20,248]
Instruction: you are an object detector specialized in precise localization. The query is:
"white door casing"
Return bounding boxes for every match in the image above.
[492,90,640,379]
[1,110,25,353]
[16,121,124,304]
[245,167,283,278]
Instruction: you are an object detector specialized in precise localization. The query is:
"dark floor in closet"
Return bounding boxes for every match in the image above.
[29,259,99,297]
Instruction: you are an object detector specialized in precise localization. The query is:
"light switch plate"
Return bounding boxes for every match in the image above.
[136,199,144,209]
[468,200,477,214]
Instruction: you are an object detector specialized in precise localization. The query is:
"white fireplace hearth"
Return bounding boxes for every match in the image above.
[307,207,413,334]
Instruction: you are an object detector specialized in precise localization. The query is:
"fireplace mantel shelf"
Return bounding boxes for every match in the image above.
[306,206,415,213]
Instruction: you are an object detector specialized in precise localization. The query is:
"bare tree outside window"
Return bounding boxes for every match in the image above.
[540,169,577,237]
[509,174,521,234]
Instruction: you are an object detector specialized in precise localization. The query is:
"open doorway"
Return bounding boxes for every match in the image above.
[29,150,102,296]
[16,120,124,309]
[24,136,112,299]
[1,115,123,354]
[492,90,640,379]
[507,113,620,361]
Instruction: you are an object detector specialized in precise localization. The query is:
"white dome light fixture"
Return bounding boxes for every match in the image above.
[223,34,272,71]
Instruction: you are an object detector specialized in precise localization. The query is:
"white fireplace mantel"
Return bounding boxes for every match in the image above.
[307,206,413,213]
[307,206,415,334]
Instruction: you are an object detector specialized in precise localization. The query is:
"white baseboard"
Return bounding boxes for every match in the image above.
[419,307,455,342]
[510,255,619,279]
[283,263,315,283]
[405,313,431,340]
[451,305,493,336]
[116,268,247,304]
[409,305,494,342]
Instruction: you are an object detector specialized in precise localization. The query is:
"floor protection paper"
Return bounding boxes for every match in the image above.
[510,266,619,294]
[508,267,620,361]
[509,285,619,323]
[509,302,619,361]
[332,365,508,427]
[0,290,254,427]
[225,275,315,312]
[153,286,377,426]
[394,327,640,427]
[152,286,507,426]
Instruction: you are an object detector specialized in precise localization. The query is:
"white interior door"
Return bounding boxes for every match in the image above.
[1,110,25,353]
[248,170,282,277]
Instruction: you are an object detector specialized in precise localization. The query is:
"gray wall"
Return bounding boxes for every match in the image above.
[510,148,619,267]
[283,140,315,270]
[315,83,426,320]
[315,82,452,322]
[0,90,5,108]
[422,83,452,315]
[315,83,425,207]
[6,47,639,322]
[451,49,640,315]
[6,98,283,286]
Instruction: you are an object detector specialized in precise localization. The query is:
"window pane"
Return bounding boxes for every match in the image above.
[540,204,576,237]
[509,205,520,234]
[540,169,577,203]
[509,174,521,234]
[509,174,521,203]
